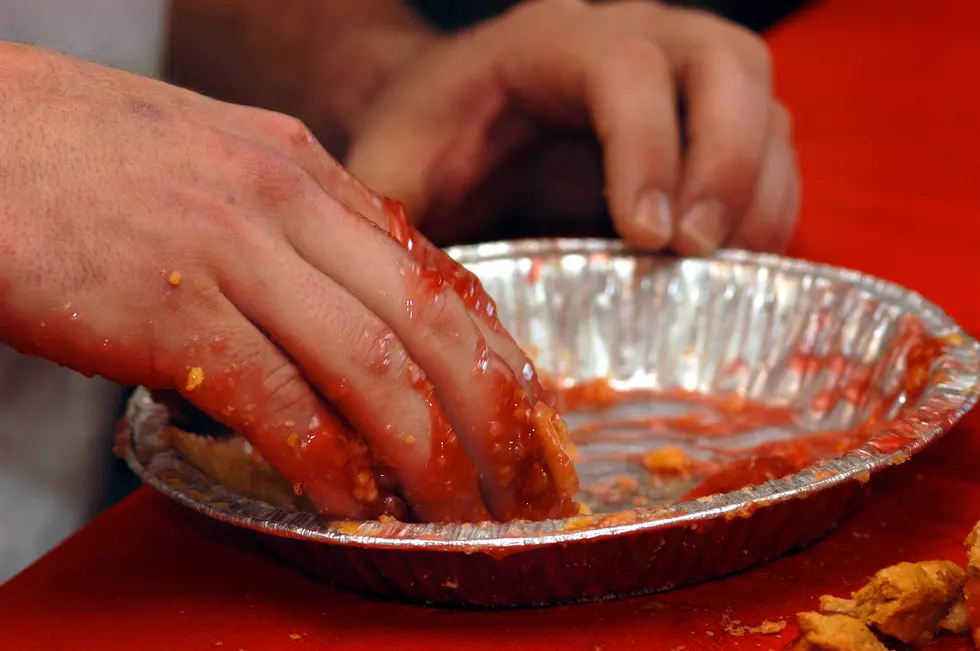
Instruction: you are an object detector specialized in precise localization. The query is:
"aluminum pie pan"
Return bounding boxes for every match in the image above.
[120,240,980,606]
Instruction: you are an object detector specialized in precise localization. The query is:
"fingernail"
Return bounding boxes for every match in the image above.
[679,200,727,255]
[634,190,673,245]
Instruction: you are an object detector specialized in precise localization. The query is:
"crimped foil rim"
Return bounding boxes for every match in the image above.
[122,240,980,552]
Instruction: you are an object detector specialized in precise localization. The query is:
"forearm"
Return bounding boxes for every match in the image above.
[166,0,438,156]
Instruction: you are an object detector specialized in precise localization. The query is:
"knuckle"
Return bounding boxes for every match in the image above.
[213,122,309,203]
[265,112,319,151]
[239,147,308,205]
[417,291,471,343]
[182,275,227,313]
[262,362,316,416]
[347,320,410,380]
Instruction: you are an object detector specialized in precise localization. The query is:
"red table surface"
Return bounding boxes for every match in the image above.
[2,0,980,648]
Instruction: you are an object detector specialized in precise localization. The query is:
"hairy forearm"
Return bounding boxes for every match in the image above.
[166,0,437,156]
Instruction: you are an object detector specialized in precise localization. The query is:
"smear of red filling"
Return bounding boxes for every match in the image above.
[555,324,946,504]
[384,198,577,520]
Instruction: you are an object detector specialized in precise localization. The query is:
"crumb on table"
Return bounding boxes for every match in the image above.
[721,616,787,637]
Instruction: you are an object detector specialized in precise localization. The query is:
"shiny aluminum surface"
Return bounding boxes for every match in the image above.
[121,240,980,605]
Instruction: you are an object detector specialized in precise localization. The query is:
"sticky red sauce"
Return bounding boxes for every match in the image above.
[550,378,620,412]
[553,325,946,506]
[682,453,811,501]
[175,355,398,520]
[383,197,501,328]
[382,197,550,407]
[527,259,543,285]
[378,197,577,522]
[0,308,151,386]
[406,366,491,523]
[568,392,798,444]
[477,372,578,521]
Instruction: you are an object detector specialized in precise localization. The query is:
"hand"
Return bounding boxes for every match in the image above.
[346,0,800,254]
[0,44,577,523]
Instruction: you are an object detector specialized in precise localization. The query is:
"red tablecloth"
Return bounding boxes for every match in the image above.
[2,0,980,648]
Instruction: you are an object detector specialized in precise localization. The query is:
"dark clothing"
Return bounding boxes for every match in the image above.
[413,0,810,33]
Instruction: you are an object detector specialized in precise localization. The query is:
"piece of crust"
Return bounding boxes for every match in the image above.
[964,522,980,647]
[794,612,888,651]
[939,596,969,635]
[164,427,309,511]
[817,561,964,645]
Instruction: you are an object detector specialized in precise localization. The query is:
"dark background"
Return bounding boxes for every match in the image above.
[413,0,811,33]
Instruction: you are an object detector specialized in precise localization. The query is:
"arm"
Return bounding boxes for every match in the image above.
[1,41,574,524]
[166,0,437,156]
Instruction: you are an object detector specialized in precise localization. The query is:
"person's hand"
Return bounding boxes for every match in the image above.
[0,44,577,523]
[346,0,799,254]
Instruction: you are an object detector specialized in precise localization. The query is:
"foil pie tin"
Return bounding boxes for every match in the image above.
[120,240,980,607]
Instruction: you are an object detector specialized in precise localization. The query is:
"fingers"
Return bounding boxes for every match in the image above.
[376,198,553,404]
[254,110,552,409]
[225,110,576,520]
[586,38,680,249]
[489,2,682,250]
[729,103,801,253]
[242,108,544,396]
[268,117,554,407]
[336,0,796,256]
[268,181,576,520]
[212,203,489,523]
[160,288,389,520]
[585,3,777,253]
[672,42,773,255]
[488,0,791,254]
